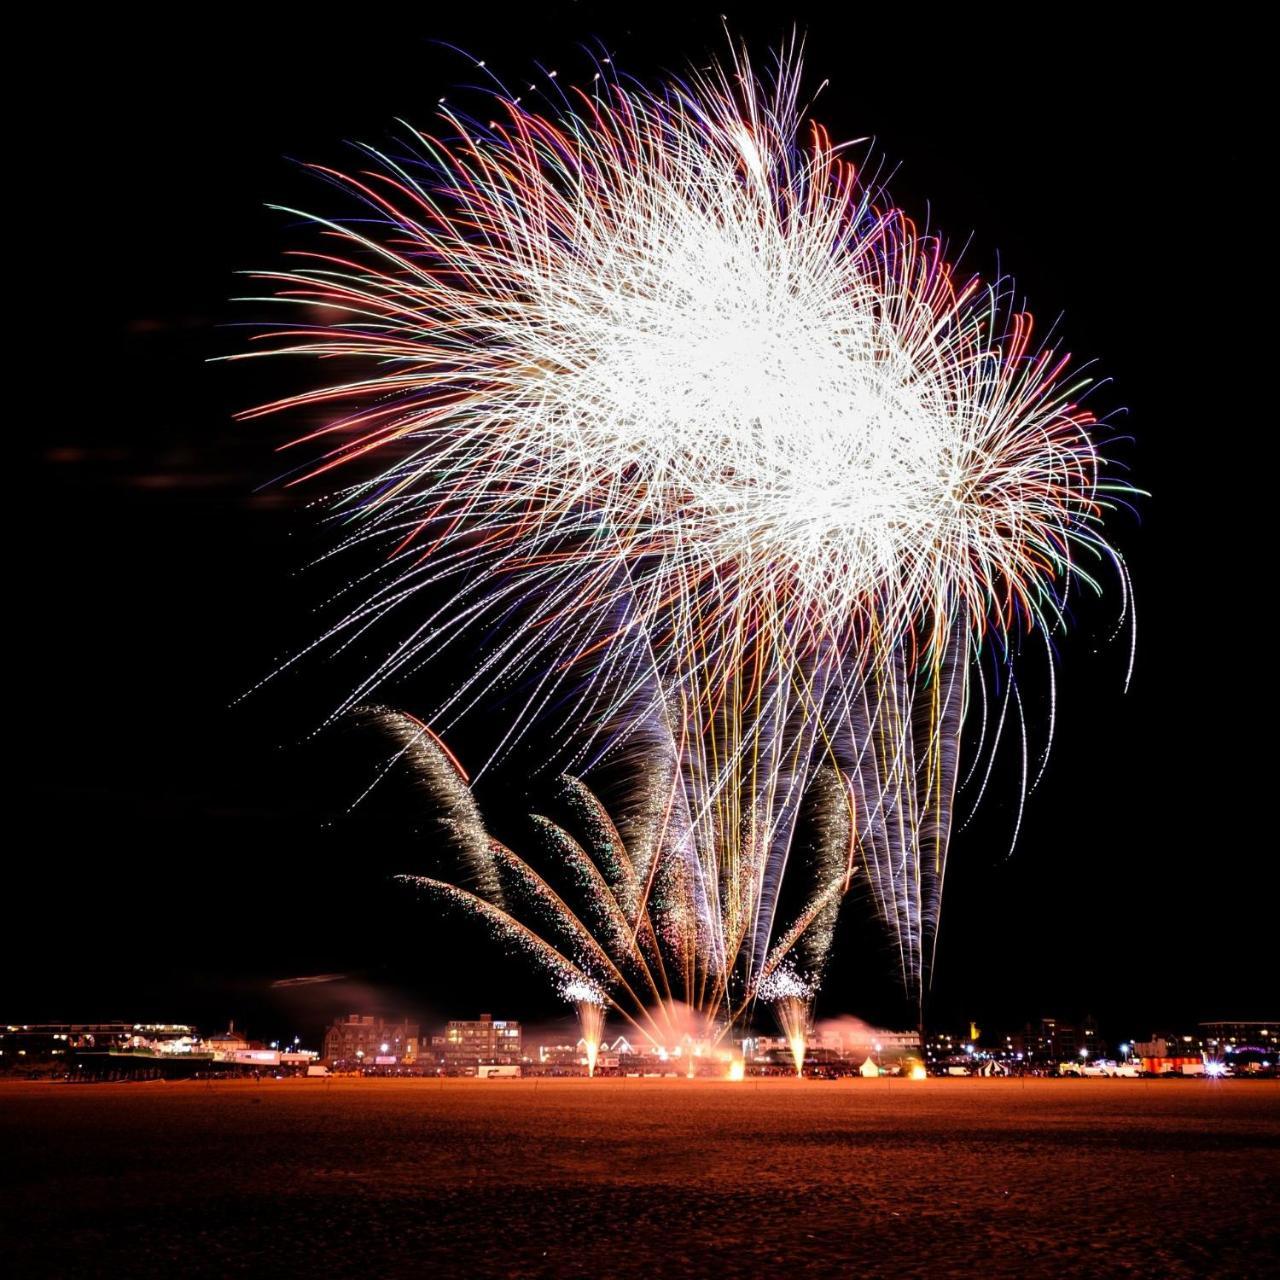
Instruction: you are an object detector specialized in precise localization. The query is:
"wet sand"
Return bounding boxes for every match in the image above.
[2,1077,1276,1276]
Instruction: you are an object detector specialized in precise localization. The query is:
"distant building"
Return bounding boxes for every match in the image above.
[1,1022,140,1062]
[532,1035,631,1072]
[3,1024,208,1060]
[126,1026,204,1056]
[924,1029,965,1063]
[1198,1020,1276,1054]
[443,1014,521,1066]
[208,1021,250,1061]
[1131,1021,1277,1073]
[1022,1016,1103,1065]
[824,1028,919,1063]
[323,1015,420,1066]
[537,1042,585,1067]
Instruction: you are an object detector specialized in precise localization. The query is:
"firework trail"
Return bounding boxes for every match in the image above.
[238,39,1133,1009]
[351,706,502,902]
[381,709,849,1047]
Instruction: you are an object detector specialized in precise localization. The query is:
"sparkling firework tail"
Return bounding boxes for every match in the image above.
[791,765,856,982]
[531,814,668,1010]
[352,705,502,905]
[842,619,966,998]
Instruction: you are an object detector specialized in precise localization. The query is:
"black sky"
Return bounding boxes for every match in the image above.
[16,6,1270,1046]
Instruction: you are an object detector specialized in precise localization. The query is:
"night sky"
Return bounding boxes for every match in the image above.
[18,7,1268,1047]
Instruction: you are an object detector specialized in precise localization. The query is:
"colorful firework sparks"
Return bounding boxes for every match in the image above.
[757,963,814,1075]
[380,708,851,1049]
[562,981,607,1076]
[237,40,1134,1007]
[349,705,501,903]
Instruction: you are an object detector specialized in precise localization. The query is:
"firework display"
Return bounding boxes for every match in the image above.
[377,705,849,1052]
[564,982,607,1076]
[757,964,814,1076]
[239,42,1131,1020]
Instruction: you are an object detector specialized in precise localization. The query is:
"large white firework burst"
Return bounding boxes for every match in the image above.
[235,41,1132,1005]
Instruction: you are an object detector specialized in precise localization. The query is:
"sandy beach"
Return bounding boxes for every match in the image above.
[2,1076,1276,1276]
